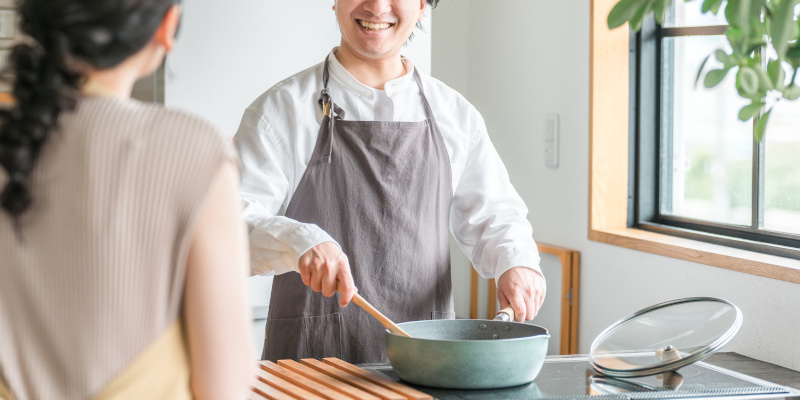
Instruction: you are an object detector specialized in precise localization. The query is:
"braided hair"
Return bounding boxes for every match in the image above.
[0,0,178,231]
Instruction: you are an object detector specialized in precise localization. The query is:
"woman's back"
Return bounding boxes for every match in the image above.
[0,96,236,399]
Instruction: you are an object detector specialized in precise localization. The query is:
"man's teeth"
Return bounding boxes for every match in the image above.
[359,20,392,31]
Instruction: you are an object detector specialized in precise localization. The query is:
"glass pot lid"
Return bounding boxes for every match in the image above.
[590,297,742,378]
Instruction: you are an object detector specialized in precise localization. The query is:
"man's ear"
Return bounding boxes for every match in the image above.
[154,4,180,52]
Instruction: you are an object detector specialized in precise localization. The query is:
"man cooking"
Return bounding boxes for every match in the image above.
[234,0,546,364]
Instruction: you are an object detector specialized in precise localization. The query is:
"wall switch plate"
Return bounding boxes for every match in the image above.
[545,113,559,168]
[0,10,15,40]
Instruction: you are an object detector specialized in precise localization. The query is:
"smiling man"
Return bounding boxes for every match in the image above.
[235,0,546,364]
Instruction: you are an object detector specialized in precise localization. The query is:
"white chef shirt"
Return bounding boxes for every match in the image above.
[234,49,541,281]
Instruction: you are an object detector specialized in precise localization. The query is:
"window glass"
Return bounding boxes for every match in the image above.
[660,35,752,226]
[664,0,728,28]
[764,100,800,235]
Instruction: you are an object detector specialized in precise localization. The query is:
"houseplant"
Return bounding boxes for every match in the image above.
[607,0,800,140]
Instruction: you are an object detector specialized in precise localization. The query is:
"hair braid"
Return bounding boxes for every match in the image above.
[0,35,80,224]
[0,0,177,231]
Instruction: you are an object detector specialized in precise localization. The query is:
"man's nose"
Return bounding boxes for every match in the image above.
[362,0,392,16]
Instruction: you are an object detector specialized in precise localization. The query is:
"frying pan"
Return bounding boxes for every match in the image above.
[383,307,549,389]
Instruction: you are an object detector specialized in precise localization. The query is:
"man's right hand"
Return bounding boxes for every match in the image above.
[297,242,356,307]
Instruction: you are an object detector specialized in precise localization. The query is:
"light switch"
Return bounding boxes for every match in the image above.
[0,10,16,40]
[545,113,559,169]
[0,50,8,72]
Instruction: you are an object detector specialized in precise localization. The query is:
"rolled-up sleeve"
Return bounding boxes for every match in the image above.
[234,108,337,276]
[450,112,542,282]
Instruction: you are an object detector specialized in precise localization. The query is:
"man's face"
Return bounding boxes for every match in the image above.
[335,0,426,62]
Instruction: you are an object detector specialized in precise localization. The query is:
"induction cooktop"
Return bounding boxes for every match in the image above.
[362,354,800,400]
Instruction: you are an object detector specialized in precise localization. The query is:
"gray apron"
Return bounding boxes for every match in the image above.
[263,58,455,364]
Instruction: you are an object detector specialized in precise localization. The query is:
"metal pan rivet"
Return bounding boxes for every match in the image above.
[479,323,487,330]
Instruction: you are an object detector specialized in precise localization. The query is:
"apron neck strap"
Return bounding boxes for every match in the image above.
[319,56,435,121]
[411,68,435,121]
[322,56,331,90]
[319,57,345,120]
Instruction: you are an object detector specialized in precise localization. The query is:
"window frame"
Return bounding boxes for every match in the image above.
[588,0,800,284]
[629,14,800,260]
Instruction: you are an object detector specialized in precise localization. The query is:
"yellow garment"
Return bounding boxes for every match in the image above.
[0,376,13,400]
[0,320,192,400]
[95,319,192,400]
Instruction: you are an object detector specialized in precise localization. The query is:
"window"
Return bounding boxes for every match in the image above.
[631,1,800,259]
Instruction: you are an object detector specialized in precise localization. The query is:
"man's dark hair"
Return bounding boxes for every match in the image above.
[411,0,439,41]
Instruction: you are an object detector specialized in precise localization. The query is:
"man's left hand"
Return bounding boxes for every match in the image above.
[497,267,546,322]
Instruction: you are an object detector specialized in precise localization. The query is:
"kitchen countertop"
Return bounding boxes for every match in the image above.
[702,353,800,390]
[358,352,800,400]
[248,352,800,399]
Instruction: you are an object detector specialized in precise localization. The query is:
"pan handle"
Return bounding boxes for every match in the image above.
[494,307,515,322]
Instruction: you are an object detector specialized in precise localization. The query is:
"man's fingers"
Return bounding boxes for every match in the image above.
[497,290,510,310]
[310,266,323,292]
[299,264,311,286]
[337,273,356,307]
[525,291,536,320]
[320,267,337,297]
[511,293,527,322]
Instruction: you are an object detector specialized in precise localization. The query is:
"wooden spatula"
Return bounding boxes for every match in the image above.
[351,293,412,338]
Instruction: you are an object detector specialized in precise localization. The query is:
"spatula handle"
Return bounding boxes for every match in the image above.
[351,293,412,338]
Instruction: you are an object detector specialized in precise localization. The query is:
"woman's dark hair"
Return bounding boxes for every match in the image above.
[0,0,177,229]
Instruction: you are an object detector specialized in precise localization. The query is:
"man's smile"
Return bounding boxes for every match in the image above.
[357,19,395,31]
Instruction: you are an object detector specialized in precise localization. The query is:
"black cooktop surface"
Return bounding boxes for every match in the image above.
[362,355,800,400]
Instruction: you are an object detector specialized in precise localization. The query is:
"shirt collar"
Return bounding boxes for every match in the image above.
[326,48,416,98]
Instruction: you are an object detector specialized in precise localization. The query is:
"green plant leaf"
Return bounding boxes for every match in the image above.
[629,0,656,31]
[753,65,775,93]
[715,49,736,68]
[702,0,725,14]
[724,0,738,25]
[704,68,729,87]
[737,66,761,95]
[725,26,745,57]
[608,0,647,29]
[654,0,672,24]
[756,64,775,91]
[754,109,772,142]
[787,45,800,68]
[768,0,800,60]
[784,84,800,100]
[725,0,759,27]
[738,102,763,121]
[767,59,787,90]
[695,54,712,87]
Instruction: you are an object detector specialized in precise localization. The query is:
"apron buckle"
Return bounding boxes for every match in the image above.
[323,100,332,118]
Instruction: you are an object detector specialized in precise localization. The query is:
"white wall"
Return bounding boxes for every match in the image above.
[164,0,432,358]
[166,0,431,135]
[432,0,800,370]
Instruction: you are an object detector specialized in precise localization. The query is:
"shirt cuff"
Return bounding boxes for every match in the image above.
[285,223,341,263]
[493,246,543,282]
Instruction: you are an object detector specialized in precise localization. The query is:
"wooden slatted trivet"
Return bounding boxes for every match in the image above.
[250,357,432,400]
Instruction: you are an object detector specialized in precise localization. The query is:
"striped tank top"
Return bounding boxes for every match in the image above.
[0,96,236,399]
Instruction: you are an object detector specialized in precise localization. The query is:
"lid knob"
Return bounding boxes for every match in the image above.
[656,345,682,362]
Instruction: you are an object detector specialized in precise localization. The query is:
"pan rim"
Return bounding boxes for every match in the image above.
[385,319,550,343]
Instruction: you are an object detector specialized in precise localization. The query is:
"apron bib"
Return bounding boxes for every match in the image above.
[263,58,455,364]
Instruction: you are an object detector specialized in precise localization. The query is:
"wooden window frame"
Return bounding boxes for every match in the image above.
[589,0,800,284]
